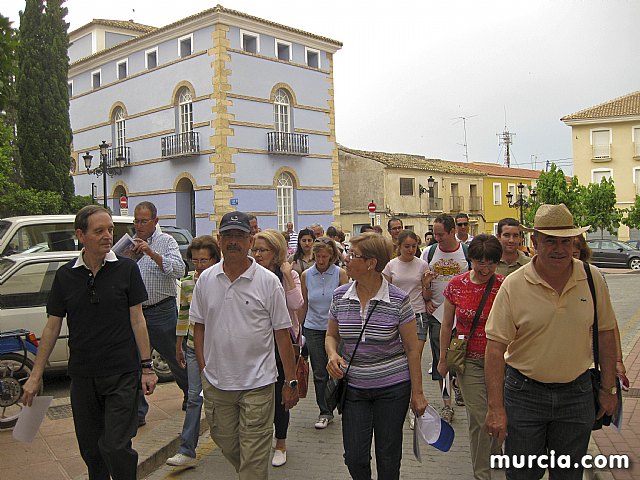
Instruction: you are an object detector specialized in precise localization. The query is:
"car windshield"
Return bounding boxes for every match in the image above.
[0,257,15,277]
[0,220,10,241]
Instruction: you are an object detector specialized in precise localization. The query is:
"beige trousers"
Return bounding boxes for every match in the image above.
[457,358,501,480]
[201,375,275,480]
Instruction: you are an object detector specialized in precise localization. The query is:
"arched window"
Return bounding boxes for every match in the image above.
[276,172,294,231]
[114,107,126,150]
[178,88,193,134]
[274,89,290,133]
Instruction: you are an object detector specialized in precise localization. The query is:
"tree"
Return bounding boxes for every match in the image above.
[582,177,624,238]
[16,0,74,206]
[622,195,640,231]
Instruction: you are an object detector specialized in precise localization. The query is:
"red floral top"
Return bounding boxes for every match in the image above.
[443,271,505,359]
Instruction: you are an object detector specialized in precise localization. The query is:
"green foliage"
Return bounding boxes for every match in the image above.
[67,194,93,213]
[622,195,640,231]
[583,177,624,238]
[16,0,74,206]
[0,187,63,217]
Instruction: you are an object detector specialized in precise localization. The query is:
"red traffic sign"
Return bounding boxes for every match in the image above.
[119,196,128,209]
[368,202,376,213]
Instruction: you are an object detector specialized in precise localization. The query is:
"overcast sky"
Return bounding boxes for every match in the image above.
[4,0,640,175]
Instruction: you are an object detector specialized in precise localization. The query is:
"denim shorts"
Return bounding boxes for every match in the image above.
[415,313,428,342]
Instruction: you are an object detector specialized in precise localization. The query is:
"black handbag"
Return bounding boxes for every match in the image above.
[325,301,379,415]
[583,262,614,430]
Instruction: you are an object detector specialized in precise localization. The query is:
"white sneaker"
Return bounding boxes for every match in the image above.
[314,417,331,429]
[166,453,197,467]
[272,449,287,467]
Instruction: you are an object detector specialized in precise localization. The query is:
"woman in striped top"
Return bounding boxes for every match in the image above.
[326,233,428,480]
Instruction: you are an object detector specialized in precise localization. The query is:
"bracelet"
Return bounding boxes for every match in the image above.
[141,361,153,369]
[142,371,156,375]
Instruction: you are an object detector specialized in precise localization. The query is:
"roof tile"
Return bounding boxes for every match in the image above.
[561,91,640,121]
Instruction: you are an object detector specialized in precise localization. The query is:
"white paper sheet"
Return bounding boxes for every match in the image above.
[12,396,53,443]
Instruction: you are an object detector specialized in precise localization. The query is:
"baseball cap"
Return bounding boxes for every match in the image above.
[414,405,455,454]
[219,211,251,233]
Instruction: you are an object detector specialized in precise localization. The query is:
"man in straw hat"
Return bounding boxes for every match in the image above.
[484,204,618,479]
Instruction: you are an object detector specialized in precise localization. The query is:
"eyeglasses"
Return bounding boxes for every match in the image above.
[191,258,213,265]
[134,219,152,226]
[457,222,469,227]
[348,252,368,260]
[87,276,100,304]
[251,248,271,255]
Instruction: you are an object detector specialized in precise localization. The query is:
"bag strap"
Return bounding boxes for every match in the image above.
[583,261,599,369]
[468,274,496,340]
[344,300,379,377]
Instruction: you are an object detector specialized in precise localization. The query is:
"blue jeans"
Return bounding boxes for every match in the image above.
[177,341,203,457]
[342,381,411,480]
[504,366,595,480]
[303,327,333,418]
[138,298,189,420]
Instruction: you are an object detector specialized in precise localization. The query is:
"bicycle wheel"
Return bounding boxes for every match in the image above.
[0,353,43,429]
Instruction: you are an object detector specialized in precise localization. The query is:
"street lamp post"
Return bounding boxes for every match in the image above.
[506,182,537,225]
[82,141,127,209]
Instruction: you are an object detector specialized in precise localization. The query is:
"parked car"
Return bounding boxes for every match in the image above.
[159,225,194,274]
[625,239,640,250]
[586,239,640,270]
[0,251,172,381]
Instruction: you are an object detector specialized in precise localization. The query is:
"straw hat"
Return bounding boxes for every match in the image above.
[526,203,590,237]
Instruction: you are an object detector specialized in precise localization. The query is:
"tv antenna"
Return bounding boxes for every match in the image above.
[452,115,477,163]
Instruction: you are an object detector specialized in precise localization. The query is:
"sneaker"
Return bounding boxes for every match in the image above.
[441,405,454,424]
[272,449,287,467]
[314,417,331,429]
[166,453,197,467]
[452,381,465,406]
[409,416,415,430]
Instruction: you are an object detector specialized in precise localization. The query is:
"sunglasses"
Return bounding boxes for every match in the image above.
[457,222,469,227]
[87,276,100,304]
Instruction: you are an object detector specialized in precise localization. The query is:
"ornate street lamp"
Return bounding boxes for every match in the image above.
[506,182,537,225]
[83,141,127,208]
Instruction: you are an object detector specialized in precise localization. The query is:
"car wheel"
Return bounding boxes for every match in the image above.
[151,349,174,383]
[628,257,640,270]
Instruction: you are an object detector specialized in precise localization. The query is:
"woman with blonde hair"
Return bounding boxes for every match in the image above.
[252,229,304,467]
[300,237,348,429]
[326,233,428,479]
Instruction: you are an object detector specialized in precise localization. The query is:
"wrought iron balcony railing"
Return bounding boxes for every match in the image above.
[429,197,443,211]
[106,146,131,166]
[450,196,463,212]
[469,195,483,211]
[267,131,309,155]
[161,131,200,158]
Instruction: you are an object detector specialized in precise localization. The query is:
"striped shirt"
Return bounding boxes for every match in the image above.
[136,230,184,305]
[329,279,413,389]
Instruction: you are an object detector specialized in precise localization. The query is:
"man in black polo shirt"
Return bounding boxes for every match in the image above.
[23,205,157,480]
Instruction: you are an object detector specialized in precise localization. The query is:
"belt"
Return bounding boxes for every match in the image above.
[507,365,589,389]
[142,297,174,310]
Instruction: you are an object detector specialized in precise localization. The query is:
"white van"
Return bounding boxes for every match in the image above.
[0,215,137,256]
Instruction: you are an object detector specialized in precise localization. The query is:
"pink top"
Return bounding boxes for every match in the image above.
[285,270,304,342]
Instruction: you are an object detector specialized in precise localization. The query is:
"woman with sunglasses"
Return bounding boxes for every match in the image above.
[300,237,348,429]
[437,234,504,480]
[288,228,316,275]
[326,233,428,479]
[167,236,221,467]
[253,229,304,467]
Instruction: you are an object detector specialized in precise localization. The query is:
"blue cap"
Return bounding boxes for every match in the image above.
[415,405,455,452]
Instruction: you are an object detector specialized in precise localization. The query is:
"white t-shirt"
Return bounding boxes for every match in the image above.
[420,243,469,308]
[190,257,292,391]
[382,256,429,314]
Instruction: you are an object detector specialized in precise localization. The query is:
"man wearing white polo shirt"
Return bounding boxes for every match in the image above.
[192,211,299,479]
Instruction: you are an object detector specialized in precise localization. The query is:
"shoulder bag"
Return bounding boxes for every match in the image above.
[446,274,496,375]
[583,261,615,430]
[325,300,379,415]
[293,329,309,399]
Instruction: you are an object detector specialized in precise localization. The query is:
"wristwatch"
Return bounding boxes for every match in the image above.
[285,379,299,389]
[601,385,618,395]
[141,361,153,370]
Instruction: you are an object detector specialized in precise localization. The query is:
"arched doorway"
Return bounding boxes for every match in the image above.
[176,177,195,235]
[113,186,127,215]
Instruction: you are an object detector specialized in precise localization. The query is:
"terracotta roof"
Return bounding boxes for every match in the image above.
[70,4,341,66]
[449,162,542,179]
[339,145,484,176]
[73,19,157,35]
[561,91,640,121]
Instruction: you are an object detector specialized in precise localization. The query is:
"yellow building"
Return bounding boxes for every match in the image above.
[562,91,640,240]
[453,162,540,235]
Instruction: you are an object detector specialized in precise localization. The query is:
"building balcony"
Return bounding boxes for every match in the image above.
[450,196,463,212]
[469,195,483,212]
[106,146,131,166]
[267,132,309,155]
[161,132,200,158]
[592,145,611,162]
[429,197,443,211]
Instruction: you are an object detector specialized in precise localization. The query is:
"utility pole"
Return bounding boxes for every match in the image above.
[453,115,476,163]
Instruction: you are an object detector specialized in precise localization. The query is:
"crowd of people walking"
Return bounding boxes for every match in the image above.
[22,203,627,480]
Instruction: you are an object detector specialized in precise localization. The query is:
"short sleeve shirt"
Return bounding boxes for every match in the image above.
[382,256,429,314]
[420,243,469,308]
